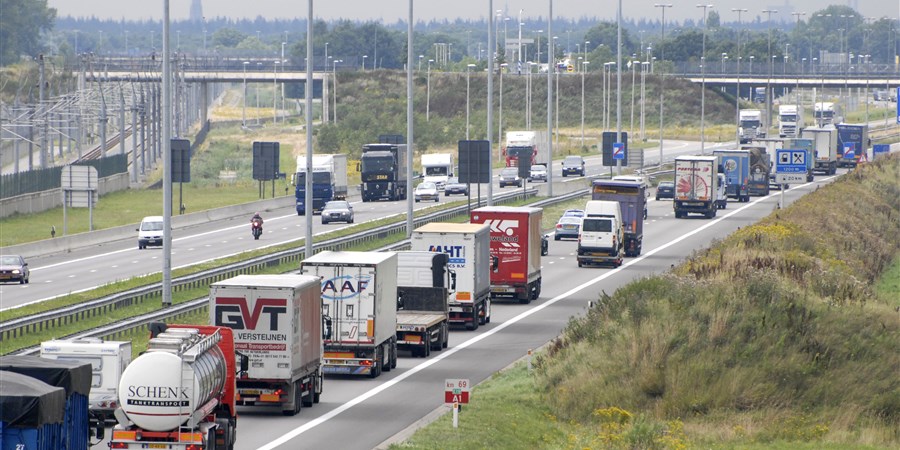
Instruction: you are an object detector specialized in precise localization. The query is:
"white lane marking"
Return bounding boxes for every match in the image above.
[259,176,834,449]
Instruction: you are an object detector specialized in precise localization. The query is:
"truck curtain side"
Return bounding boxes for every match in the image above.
[300,251,398,378]
[835,123,869,168]
[360,144,408,202]
[470,206,543,304]
[713,150,751,202]
[411,222,492,330]
[210,274,324,416]
[591,180,645,256]
[673,155,719,219]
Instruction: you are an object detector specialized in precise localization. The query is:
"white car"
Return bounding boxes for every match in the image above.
[528,164,548,182]
[414,182,440,202]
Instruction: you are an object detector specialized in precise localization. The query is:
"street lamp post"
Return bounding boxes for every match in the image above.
[733,8,747,147]
[418,54,423,71]
[273,60,280,124]
[697,3,713,155]
[242,61,249,126]
[333,59,342,123]
[256,62,262,125]
[466,63,476,139]
[640,61,648,141]
[362,55,368,70]
[324,42,328,70]
[536,30,543,64]
[654,3,672,167]
[763,8,778,139]
[581,60,589,148]
[426,59,433,121]
[584,40,590,67]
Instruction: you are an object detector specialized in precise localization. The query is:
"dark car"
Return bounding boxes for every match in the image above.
[554,216,582,240]
[321,200,354,224]
[0,254,29,284]
[444,177,468,196]
[655,181,675,200]
[561,155,586,177]
[499,167,522,188]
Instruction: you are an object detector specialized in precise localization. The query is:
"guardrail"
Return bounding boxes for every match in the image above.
[2,189,538,345]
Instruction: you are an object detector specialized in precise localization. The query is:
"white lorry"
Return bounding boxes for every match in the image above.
[395,251,452,357]
[210,274,325,415]
[300,251,398,378]
[411,222,493,330]
[778,104,803,138]
[673,155,720,219]
[739,109,766,143]
[577,200,624,268]
[814,102,838,126]
[801,126,839,175]
[295,154,349,215]
[420,153,454,191]
[502,130,550,167]
[40,338,132,426]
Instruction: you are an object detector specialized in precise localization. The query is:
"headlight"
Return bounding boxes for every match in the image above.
[11,269,21,274]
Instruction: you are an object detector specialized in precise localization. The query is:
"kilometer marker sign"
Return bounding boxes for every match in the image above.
[444,379,470,404]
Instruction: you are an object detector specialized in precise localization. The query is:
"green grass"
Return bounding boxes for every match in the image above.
[874,254,900,308]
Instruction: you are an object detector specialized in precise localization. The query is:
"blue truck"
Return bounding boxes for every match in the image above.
[713,149,751,202]
[295,154,349,215]
[835,123,870,168]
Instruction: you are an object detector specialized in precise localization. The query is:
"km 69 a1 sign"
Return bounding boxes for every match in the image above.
[444,378,470,404]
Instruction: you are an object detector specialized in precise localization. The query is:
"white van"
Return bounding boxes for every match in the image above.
[137,215,164,249]
[577,200,624,268]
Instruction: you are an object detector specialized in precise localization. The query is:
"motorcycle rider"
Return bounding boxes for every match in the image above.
[251,212,264,226]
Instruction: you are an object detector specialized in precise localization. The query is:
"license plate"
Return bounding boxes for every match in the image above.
[563,225,576,230]
[449,306,463,312]
[147,444,168,449]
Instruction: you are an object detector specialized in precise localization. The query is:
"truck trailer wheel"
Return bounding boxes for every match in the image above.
[302,377,314,407]
[282,381,302,416]
[370,347,383,378]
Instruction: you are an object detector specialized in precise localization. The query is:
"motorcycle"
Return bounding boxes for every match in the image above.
[251,218,263,240]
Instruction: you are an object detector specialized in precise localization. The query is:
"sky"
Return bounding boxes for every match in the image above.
[48,0,897,24]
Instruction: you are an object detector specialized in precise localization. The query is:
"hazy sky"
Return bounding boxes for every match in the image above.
[48,0,896,24]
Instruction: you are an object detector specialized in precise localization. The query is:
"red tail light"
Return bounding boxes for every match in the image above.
[109,444,128,449]
[556,224,562,229]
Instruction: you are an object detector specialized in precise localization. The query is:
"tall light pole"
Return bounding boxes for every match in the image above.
[426,59,433,121]
[333,59,341,123]
[581,60,590,148]
[733,8,747,147]
[584,40,590,70]
[273,60,280,124]
[242,61,249,126]
[697,3,713,155]
[466,63,475,139]
[655,3,672,167]
[518,9,524,66]
[256,62,262,124]
[640,61,648,141]
[536,29,543,65]
[763,9,778,140]
[324,42,329,70]
[546,3,554,197]
[362,55,368,70]
[499,63,507,156]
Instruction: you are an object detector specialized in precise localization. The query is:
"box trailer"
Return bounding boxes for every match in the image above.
[470,206,543,303]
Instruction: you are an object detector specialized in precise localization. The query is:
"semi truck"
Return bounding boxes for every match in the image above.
[411,222,492,330]
[210,274,325,415]
[360,143,408,202]
[673,155,720,219]
[591,179,646,256]
[739,109,765,143]
[739,146,772,196]
[577,200,624,268]
[778,104,803,137]
[713,149,751,202]
[395,251,451,357]
[470,206,543,304]
[421,153,454,190]
[835,123,869,168]
[295,154,349,215]
[502,130,550,167]
[814,102,838,126]
[40,338,132,427]
[110,323,245,450]
[300,251,398,378]
[801,126,838,175]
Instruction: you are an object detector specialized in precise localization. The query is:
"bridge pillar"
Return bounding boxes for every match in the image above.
[200,82,209,124]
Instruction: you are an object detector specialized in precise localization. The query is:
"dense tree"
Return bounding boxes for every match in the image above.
[0,0,56,66]
[211,28,247,48]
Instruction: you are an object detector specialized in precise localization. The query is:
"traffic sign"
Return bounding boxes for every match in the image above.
[775,149,807,174]
[776,173,806,184]
[873,144,890,159]
[444,379,470,404]
[612,143,625,160]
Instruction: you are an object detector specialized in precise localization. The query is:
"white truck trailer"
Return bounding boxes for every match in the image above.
[411,222,492,330]
[395,251,451,357]
[801,126,839,175]
[673,155,720,219]
[502,130,550,167]
[300,251,398,378]
[210,274,325,415]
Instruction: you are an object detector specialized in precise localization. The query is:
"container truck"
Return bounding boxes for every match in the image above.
[470,206,543,304]
[778,104,802,137]
[109,323,245,450]
[739,146,772,196]
[300,251,398,378]
[295,154,349,215]
[739,109,765,143]
[40,338,132,427]
[801,126,838,175]
[673,155,720,219]
[577,200,624,267]
[502,130,550,167]
[360,143,408,202]
[713,149,751,202]
[210,274,325,415]
[411,222,492,330]
[420,153,454,190]
[395,251,451,357]
[591,179,646,256]
[0,355,94,449]
[835,123,869,168]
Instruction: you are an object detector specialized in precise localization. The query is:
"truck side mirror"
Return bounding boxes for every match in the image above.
[450,271,457,291]
[235,352,249,376]
[323,316,333,340]
[491,255,499,273]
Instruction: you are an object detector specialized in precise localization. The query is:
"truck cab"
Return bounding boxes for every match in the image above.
[778,104,802,138]
[739,110,765,144]
[421,153,454,191]
[577,200,624,268]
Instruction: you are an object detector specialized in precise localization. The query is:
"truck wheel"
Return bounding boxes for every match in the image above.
[313,372,323,403]
[302,377,314,407]
[390,339,398,368]
[370,347,382,378]
[442,323,450,348]
[282,381,301,416]
[577,260,583,267]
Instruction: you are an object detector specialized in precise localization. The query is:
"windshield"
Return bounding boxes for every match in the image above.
[424,166,448,176]
[324,201,349,209]
[447,177,460,184]
[418,182,437,190]
[780,115,797,121]
[296,172,333,184]
[582,218,612,233]
[141,221,163,231]
[361,155,394,173]
[501,168,518,177]
[816,111,834,118]
[1,256,21,265]
[564,156,582,164]
[740,120,760,128]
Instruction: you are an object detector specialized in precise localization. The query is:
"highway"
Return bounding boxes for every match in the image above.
[1,139,716,309]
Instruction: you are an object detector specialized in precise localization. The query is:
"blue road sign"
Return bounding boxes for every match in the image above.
[613,142,625,160]
[776,149,807,174]
[873,144,890,159]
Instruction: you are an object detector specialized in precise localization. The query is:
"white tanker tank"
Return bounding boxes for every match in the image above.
[117,328,227,432]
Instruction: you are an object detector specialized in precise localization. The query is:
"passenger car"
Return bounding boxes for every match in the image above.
[554,216,582,240]
[414,182,440,202]
[561,155,585,177]
[444,177,468,196]
[0,254,29,284]
[655,181,675,200]
[528,164,548,182]
[562,209,584,218]
[321,200,354,224]
[498,167,522,187]
[136,216,164,250]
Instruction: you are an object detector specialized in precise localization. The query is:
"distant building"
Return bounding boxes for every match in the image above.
[189,0,203,23]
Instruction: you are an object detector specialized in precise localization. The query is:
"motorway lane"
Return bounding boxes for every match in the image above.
[228,173,842,450]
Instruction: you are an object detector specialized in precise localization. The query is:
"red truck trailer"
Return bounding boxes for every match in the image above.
[470,206,543,304]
